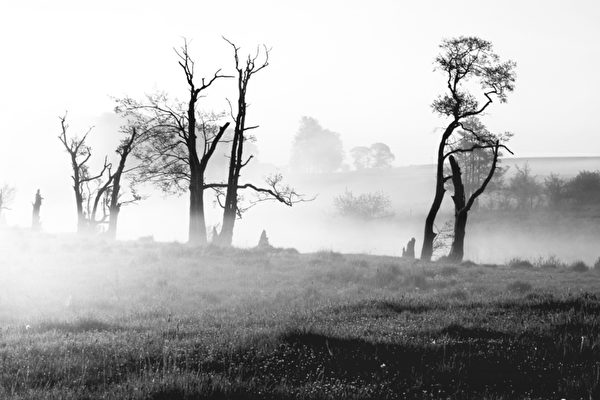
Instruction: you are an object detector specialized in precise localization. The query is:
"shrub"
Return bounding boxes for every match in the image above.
[333,190,394,220]
[594,257,600,271]
[569,261,589,273]
[508,258,534,269]
[507,280,533,294]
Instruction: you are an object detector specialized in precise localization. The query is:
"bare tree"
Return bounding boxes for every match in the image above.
[105,125,145,239]
[420,36,516,261]
[445,121,513,262]
[116,39,231,245]
[58,114,111,233]
[214,39,306,246]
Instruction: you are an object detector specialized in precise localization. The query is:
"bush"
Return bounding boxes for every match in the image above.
[333,190,394,220]
[507,280,533,294]
[508,258,534,269]
[569,261,589,273]
[594,257,600,271]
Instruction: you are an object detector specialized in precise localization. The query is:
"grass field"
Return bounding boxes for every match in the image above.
[1,229,600,399]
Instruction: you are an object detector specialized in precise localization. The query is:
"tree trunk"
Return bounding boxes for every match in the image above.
[219,94,245,247]
[107,163,126,240]
[421,184,445,261]
[107,206,120,239]
[420,121,458,261]
[449,210,467,262]
[188,176,207,245]
[448,155,466,262]
[219,146,239,246]
[75,188,86,234]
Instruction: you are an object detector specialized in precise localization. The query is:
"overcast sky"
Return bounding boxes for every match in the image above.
[1,0,599,233]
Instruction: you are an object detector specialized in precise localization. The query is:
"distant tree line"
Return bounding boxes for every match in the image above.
[479,166,600,212]
[289,116,396,173]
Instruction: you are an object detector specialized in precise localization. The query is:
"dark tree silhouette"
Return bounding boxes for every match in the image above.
[213,39,306,246]
[445,123,508,204]
[32,189,43,231]
[420,36,516,261]
[115,39,231,245]
[445,122,513,262]
[58,114,111,233]
[105,125,145,239]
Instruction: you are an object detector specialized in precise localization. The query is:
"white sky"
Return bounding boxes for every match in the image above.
[2,0,600,163]
[0,0,599,233]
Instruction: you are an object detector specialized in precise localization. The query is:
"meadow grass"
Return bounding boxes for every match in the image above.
[1,230,600,399]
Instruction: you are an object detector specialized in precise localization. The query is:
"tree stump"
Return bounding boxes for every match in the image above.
[257,229,271,249]
[32,189,43,231]
[402,237,416,259]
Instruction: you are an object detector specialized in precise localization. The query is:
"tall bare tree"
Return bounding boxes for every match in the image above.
[215,39,305,246]
[420,36,516,261]
[116,39,231,245]
[58,114,111,233]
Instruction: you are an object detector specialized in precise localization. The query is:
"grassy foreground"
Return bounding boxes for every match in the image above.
[1,230,600,399]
